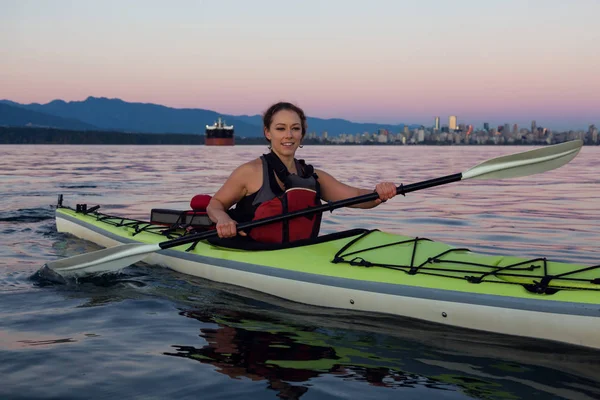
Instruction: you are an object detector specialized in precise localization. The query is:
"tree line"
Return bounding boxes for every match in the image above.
[0,127,205,145]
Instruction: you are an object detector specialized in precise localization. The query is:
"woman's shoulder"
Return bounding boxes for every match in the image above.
[231,157,263,177]
[313,167,331,178]
[245,157,263,170]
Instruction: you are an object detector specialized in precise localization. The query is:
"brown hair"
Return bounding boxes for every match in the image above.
[262,102,307,143]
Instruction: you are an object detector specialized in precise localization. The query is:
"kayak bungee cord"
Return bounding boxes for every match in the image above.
[331,230,600,293]
[81,208,189,238]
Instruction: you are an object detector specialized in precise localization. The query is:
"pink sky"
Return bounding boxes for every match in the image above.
[2,0,599,130]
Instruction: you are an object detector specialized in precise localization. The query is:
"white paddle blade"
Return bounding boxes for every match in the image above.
[45,243,161,278]
[462,139,582,180]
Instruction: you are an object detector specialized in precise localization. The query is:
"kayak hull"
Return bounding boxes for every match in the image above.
[55,207,600,349]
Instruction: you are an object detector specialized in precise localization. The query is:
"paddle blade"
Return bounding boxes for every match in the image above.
[44,243,160,278]
[462,139,582,180]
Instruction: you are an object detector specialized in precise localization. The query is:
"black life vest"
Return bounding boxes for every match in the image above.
[231,152,322,244]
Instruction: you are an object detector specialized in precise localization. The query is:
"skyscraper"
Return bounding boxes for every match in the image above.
[531,120,537,133]
[449,116,457,131]
[483,122,490,131]
[434,116,440,131]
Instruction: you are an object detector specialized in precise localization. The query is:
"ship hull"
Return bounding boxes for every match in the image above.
[205,137,235,146]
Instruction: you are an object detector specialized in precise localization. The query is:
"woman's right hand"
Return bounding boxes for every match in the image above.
[215,216,246,238]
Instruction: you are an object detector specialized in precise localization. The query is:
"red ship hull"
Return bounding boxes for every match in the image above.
[205,137,235,146]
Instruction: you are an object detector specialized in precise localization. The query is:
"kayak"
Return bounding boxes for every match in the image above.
[53,199,600,350]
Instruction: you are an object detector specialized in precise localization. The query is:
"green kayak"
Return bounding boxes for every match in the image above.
[53,203,600,350]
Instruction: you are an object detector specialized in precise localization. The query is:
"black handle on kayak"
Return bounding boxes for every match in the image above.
[159,173,463,250]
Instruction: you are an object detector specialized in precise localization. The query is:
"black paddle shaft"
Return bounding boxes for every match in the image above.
[160,172,463,250]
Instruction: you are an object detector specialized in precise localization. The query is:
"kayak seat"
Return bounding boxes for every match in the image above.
[150,208,213,228]
[150,194,215,229]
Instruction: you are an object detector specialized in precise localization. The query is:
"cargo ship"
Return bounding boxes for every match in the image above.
[205,117,234,146]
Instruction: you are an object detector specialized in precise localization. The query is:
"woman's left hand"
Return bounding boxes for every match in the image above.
[374,182,397,204]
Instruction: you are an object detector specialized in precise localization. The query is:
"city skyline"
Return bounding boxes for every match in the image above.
[2,0,599,130]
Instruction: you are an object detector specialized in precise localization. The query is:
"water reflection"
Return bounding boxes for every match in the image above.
[163,308,600,399]
[164,309,458,399]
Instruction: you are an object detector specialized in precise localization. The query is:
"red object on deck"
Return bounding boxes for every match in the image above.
[190,194,212,210]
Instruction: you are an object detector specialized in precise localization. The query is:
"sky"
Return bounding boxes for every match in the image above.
[1,0,599,130]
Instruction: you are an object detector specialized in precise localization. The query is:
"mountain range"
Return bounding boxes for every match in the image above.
[0,97,415,137]
[0,103,97,130]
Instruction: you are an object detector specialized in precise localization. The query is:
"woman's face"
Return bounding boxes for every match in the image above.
[265,109,304,157]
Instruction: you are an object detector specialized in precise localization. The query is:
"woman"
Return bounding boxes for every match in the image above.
[206,102,398,241]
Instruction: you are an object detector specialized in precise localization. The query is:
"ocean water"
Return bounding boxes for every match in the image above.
[1,144,599,400]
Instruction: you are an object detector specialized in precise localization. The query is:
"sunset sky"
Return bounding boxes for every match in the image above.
[2,0,599,130]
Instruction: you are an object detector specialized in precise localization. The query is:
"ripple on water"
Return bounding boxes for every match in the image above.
[0,208,55,223]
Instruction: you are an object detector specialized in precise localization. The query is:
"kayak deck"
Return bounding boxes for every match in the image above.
[55,206,600,301]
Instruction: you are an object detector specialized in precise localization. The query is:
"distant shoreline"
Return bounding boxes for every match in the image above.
[0,126,586,146]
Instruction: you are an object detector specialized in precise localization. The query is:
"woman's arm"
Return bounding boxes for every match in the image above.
[315,169,397,209]
[207,163,254,237]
